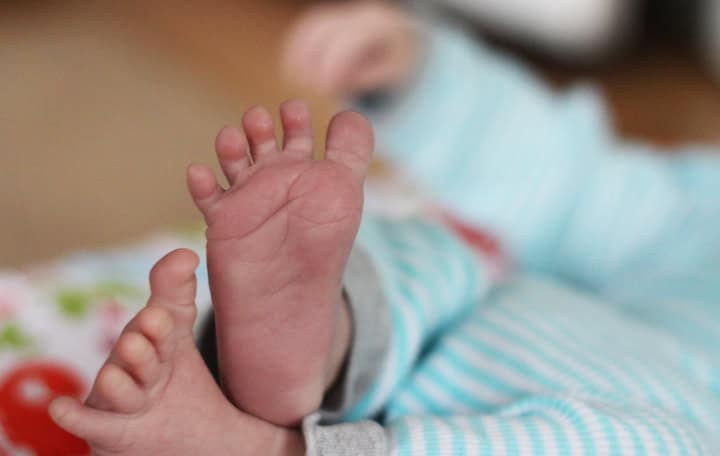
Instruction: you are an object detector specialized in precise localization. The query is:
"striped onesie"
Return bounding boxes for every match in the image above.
[299,22,720,456]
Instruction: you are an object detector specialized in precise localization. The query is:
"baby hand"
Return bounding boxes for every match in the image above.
[283,1,420,97]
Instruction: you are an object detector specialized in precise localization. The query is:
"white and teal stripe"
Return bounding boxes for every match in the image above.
[334,212,720,454]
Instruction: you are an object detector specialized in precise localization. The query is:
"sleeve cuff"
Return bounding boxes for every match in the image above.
[302,413,388,456]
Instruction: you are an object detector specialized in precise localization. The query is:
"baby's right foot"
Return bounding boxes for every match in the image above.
[187,100,373,425]
[49,249,302,456]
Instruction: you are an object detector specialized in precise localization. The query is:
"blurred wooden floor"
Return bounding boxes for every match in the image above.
[1,0,720,267]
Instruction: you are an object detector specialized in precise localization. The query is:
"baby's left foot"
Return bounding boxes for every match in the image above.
[49,249,302,456]
[187,101,372,426]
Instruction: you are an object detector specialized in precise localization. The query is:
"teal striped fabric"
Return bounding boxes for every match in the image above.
[349,215,719,454]
[343,22,720,455]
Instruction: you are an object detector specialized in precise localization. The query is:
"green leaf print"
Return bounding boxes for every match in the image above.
[56,289,93,318]
[94,281,142,299]
[0,323,33,351]
[56,281,143,318]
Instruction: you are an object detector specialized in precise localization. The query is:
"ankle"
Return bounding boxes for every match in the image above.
[266,293,353,426]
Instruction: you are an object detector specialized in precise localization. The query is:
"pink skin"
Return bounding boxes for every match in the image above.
[49,249,305,456]
[283,1,419,96]
[187,100,373,426]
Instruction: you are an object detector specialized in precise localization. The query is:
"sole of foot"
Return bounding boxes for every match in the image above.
[187,100,373,425]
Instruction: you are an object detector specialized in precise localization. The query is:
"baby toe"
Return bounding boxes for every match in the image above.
[280,99,314,159]
[88,363,145,414]
[137,307,176,362]
[325,110,374,181]
[147,249,199,336]
[187,163,224,217]
[243,106,279,162]
[215,125,250,185]
[115,331,162,387]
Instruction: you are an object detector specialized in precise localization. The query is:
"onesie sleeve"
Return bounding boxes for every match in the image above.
[356,20,613,283]
[358,21,720,292]
[314,215,491,423]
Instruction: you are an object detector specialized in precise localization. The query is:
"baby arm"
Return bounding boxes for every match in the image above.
[283,1,420,97]
[284,3,720,293]
[360,23,720,292]
[323,215,491,422]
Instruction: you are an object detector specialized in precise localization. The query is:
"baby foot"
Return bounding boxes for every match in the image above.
[49,249,301,456]
[187,100,373,425]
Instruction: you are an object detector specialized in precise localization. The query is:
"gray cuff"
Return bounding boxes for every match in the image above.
[319,245,391,422]
[303,413,388,456]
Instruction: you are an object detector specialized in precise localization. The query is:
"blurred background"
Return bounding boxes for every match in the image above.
[2,0,720,268]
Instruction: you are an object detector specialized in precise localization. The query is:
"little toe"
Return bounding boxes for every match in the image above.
[89,363,145,414]
[147,249,199,333]
[136,307,176,362]
[115,330,162,387]
[280,99,314,159]
[242,106,279,162]
[325,111,374,180]
[187,164,224,217]
[50,396,127,449]
[215,125,250,185]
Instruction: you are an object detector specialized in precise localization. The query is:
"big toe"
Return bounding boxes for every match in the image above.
[147,249,199,335]
[325,111,374,180]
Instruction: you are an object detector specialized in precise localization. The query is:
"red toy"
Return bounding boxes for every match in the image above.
[0,362,90,455]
